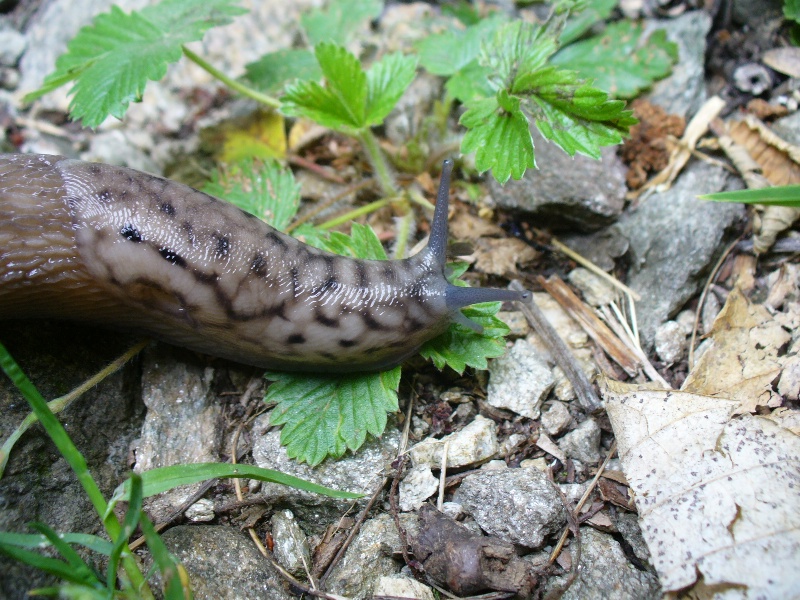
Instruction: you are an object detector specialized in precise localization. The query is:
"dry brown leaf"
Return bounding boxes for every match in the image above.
[448,204,505,240]
[469,237,537,276]
[728,118,800,186]
[603,379,800,598]
[682,287,789,412]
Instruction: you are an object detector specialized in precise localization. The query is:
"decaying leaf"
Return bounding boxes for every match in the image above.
[603,379,800,598]
[410,504,537,597]
[682,287,790,412]
[469,237,538,276]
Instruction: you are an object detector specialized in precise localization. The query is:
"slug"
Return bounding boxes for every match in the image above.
[0,154,528,372]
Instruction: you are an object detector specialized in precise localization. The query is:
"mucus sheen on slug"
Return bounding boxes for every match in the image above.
[0,154,528,372]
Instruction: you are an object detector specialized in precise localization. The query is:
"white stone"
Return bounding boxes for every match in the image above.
[399,465,439,512]
[409,415,498,469]
[487,339,555,419]
[541,401,572,436]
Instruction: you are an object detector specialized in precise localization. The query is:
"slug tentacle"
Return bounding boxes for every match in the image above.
[0,154,528,372]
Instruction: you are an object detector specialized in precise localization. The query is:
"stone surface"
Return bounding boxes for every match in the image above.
[373,575,435,600]
[0,23,26,66]
[645,11,711,119]
[558,418,602,464]
[399,464,439,512]
[568,267,620,307]
[159,525,292,600]
[487,129,627,232]
[654,320,687,365]
[409,415,498,469]
[547,527,661,600]
[541,401,573,436]
[271,509,312,577]
[614,161,744,348]
[487,339,555,420]
[453,465,567,548]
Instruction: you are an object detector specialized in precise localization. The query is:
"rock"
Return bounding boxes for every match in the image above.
[326,513,414,599]
[778,354,800,401]
[654,320,687,365]
[610,509,654,568]
[399,464,439,511]
[496,310,530,337]
[558,418,602,464]
[771,110,800,147]
[568,267,619,307]
[251,415,400,533]
[185,499,215,523]
[409,414,498,469]
[487,129,627,231]
[644,11,711,119]
[453,465,567,548]
[0,23,26,66]
[384,71,442,146]
[373,575,435,600]
[158,525,292,600]
[614,160,744,349]
[541,401,572,436]
[271,509,311,577]
[487,339,555,420]
[547,527,661,600]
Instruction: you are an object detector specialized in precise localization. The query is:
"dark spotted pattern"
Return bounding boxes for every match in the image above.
[120,223,142,242]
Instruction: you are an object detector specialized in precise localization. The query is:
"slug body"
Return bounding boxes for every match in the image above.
[0,154,527,372]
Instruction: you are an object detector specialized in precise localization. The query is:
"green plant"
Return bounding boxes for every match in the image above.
[0,342,359,597]
[700,185,800,207]
[21,0,676,464]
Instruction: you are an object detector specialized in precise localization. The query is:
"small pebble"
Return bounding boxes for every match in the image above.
[654,320,687,365]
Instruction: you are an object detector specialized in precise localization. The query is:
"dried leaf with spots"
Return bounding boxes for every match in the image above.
[448,204,505,240]
[682,287,789,413]
[469,237,537,276]
[602,378,800,598]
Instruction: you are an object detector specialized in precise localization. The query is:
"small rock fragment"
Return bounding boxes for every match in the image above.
[399,465,439,512]
[453,465,567,548]
[185,499,215,523]
[373,575,435,600]
[568,267,619,307]
[409,415,498,469]
[488,339,555,419]
[654,320,687,365]
[778,354,800,401]
[541,401,572,436]
[271,510,311,577]
[558,419,602,464]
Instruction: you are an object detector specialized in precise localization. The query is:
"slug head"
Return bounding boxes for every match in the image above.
[429,160,530,333]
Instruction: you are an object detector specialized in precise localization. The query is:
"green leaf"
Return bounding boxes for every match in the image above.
[420,302,510,373]
[291,223,388,258]
[365,52,418,125]
[111,462,360,502]
[282,43,416,132]
[460,90,535,183]
[516,66,637,159]
[785,0,800,22]
[243,49,322,94]
[0,541,101,587]
[265,367,401,466]
[301,0,384,46]
[441,0,484,25]
[416,16,503,76]
[0,532,113,556]
[26,0,246,127]
[700,185,800,207]
[445,60,495,103]
[552,21,677,98]
[559,0,618,46]
[29,523,100,586]
[140,512,187,600]
[106,473,143,591]
[203,158,301,230]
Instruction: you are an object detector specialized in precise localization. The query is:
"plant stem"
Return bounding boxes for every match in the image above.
[0,343,153,598]
[182,46,281,109]
[318,197,394,230]
[357,129,398,196]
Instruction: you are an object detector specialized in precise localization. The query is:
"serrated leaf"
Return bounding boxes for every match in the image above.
[460,91,535,183]
[365,52,418,125]
[291,223,388,258]
[514,66,637,159]
[416,15,503,76]
[419,302,509,373]
[282,42,367,131]
[265,368,401,465]
[559,0,618,46]
[244,48,322,94]
[203,158,300,231]
[552,21,677,98]
[445,60,495,103]
[29,0,246,127]
[301,0,383,46]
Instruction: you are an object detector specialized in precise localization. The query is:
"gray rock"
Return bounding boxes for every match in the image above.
[271,509,312,577]
[373,575,435,600]
[185,498,215,522]
[385,71,443,146]
[399,464,439,511]
[487,129,627,231]
[487,339,555,420]
[0,24,26,67]
[409,414,498,469]
[615,160,744,348]
[547,527,661,600]
[326,513,414,599]
[558,418,602,464]
[731,0,783,25]
[541,401,572,436]
[568,267,619,307]
[453,465,567,548]
[251,414,400,533]
[771,110,800,147]
[158,525,292,600]
[645,11,711,119]
[610,510,654,568]
[654,320,687,365]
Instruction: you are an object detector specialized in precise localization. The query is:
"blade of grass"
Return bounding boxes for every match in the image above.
[140,511,192,600]
[30,523,100,586]
[107,473,143,591]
